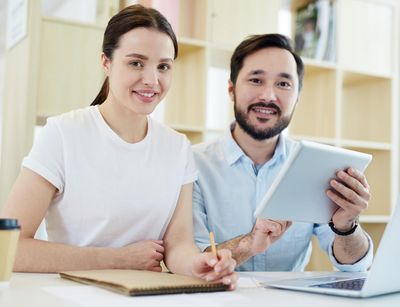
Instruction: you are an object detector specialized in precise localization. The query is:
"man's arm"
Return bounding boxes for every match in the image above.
[327,167,371,264]
[205,218,291,266]
[332,226,369,264]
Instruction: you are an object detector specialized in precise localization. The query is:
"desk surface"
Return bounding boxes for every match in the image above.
[1,271,400,307]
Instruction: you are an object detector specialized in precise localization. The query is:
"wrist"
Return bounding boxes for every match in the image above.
[329,218,359,236]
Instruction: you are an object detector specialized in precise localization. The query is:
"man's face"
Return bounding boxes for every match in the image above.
[229,47,299,140]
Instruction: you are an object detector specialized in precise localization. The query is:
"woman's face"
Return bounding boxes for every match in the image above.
[102,27,175,115]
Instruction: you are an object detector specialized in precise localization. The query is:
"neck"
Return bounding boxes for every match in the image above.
[98,99,148,143]
[232,123,279,165]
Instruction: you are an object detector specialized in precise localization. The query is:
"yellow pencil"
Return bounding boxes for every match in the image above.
[209,231,217,257]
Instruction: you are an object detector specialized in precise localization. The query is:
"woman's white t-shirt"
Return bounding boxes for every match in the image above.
[23,106,198,247]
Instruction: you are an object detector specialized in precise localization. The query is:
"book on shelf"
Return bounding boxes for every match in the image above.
[294,0,336,62]
[60,269,229,296]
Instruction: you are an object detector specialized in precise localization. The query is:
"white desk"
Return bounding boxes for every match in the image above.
[1,272,400,307]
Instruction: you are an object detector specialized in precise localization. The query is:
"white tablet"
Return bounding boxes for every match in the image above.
[254,140,372,223]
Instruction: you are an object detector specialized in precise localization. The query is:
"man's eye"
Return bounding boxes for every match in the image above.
[158,63,171,72]
[249,78,261,84]
[277,81,292,88]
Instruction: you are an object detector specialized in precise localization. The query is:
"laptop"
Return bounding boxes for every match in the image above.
[262,198,400,298]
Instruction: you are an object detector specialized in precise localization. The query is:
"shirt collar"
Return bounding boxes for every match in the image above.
[221,122,289,166]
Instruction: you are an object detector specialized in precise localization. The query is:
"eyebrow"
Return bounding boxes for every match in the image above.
[248,69,294,80]
[125,53,173,62]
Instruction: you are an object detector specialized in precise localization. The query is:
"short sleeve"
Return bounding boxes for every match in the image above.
[22,118,65,193]
[182,138,198,185]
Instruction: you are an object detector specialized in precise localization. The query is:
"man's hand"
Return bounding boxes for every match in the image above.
[191,249,237,290]
[327,167,371,231]
[249,218,292,255]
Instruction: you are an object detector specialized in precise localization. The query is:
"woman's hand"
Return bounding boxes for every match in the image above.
[116,240,164,271]
[191,249,237,290]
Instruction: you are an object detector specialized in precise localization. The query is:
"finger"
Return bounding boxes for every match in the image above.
[209,272,238,289]
[337,170,370,200]
[153,251,164,261]
[330,179,367,208]
[327,189,365,215]
[152,243,165,253]
[347,168,370,190]
[200,251,218,268]
[214,249,236,275]
[150,264,162,272]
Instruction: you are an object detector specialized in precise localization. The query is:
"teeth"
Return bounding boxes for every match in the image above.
[137,92,155,98]
[140,93,154,98]
[253,107,275,114]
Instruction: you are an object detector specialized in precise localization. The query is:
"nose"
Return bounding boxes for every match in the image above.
[259,83,277,102]
[142,67,158,87]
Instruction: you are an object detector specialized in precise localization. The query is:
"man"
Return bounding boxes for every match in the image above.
[192,34,372,272]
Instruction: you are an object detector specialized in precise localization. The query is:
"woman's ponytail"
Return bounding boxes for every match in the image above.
[91,77,109,106]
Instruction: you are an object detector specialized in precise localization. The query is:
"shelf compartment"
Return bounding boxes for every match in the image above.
[206,48,233,130]
[37,18,104,117]
[341,71,391,143]
[164,43,206,128]
[140,0,207,40]
[345,147,391,217]
[361,223,387,255]
[290,65,336,138]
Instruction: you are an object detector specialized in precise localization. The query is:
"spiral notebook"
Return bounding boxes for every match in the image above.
[60,269,229,296]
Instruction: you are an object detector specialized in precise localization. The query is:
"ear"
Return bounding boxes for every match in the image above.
[228,80,235,101]
[101,53,111,76]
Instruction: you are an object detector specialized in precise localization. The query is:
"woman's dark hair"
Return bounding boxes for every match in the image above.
[230,33,304,92]
[91,4,178,106]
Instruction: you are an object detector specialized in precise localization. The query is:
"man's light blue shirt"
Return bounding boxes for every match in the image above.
[192,127,373,272]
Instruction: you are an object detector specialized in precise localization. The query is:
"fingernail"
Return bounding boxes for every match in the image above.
[214,266,221,273]
[206,275,213,282]
[223,277,231,284]
[209,259,217,266]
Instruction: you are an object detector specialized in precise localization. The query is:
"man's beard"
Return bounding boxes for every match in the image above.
[234,98,292,141]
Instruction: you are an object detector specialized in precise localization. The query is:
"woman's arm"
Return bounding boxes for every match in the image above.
[163,183,237,288]
[1,168,163,272]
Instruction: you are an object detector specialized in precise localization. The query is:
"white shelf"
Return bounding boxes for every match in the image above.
[340,140,392,151]
[360,215,391,223]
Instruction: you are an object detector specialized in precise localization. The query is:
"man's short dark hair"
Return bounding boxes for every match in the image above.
[230,33,304,92]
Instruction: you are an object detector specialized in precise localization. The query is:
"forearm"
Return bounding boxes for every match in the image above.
[206,234,254,266]
[14,238,118,272]
[164,241,200,276]
[332,227,369,264]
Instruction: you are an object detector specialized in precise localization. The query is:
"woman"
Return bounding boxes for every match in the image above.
[1,4,236,288]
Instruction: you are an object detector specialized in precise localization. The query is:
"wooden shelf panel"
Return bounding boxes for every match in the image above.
[290,66,336,138]
[37,18,104,117]
[338,0,395,75]
[165,44,206,128]
[361,223,387,255]
[341,76,391,143]
[345,147,392,216]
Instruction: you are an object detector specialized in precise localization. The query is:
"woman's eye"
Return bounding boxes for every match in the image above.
[130,61,144,68]
[158,63,171,72]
